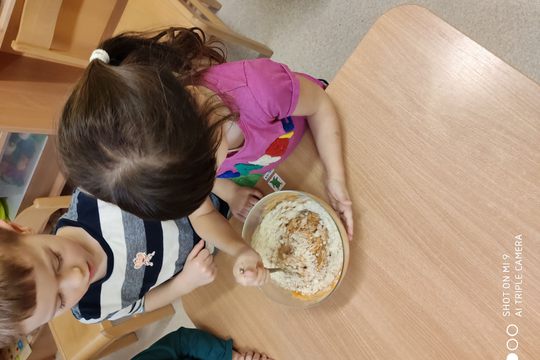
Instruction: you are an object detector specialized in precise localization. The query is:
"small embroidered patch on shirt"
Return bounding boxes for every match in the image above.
[268,172,286,191]
[133,251,156,269]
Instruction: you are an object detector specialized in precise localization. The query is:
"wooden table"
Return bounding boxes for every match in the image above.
[183,5,540,359]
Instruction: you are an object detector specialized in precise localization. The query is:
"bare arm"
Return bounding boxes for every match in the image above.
[212,179,263,221]
[292,76,346,181]
[144,240,215,311]
[292,75,353,238]
[144,273,193,312]
[189,196,248,256]
[211,178,238,203]
[188,197,268,285]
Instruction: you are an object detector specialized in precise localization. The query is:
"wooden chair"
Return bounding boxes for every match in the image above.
[182,0,222,13]
[11,0,128,67]
[113,0,272,57]
[11,0,271,68]
[14,196,175,360]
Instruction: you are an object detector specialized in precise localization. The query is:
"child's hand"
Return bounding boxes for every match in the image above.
[325,177,354,240]
[229,186,263,221]
[0,220,33,234]
[233,246,268,286]
[233,350,273,360]
[177,240,217,292]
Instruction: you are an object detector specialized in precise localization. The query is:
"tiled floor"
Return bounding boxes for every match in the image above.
[220,0,540,83]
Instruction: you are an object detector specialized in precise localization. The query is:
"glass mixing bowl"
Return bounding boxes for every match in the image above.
[242,190,350,307]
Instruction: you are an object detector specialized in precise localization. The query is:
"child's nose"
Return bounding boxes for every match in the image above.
[59,265,86,290]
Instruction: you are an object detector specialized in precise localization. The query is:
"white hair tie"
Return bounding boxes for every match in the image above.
[89,49,110,64]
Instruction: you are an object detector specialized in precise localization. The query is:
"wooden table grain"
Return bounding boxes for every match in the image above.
[183,5,540,359]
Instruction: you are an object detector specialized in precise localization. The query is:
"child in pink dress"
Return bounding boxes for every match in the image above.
[57,27,353,287]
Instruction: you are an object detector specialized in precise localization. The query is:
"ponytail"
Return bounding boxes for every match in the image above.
[100,27,225,83]
[58,27,234,220]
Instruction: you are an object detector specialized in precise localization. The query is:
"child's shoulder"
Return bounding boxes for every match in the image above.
[55,188,115,249]
[56,188,100,231]
[205,58,295,96]
[207,58,289,77]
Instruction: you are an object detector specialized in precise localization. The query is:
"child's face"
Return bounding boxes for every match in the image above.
[17,233,96,333]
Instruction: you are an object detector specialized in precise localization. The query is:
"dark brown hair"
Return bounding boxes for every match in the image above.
[0,229,36,348]
[58,27,235,219]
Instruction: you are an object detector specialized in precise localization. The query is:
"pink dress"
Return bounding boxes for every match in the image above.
[203,58,324,187]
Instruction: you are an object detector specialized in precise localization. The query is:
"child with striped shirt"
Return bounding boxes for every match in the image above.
[0,188,263,346]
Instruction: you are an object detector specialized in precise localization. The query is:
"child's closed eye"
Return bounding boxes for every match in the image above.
[52,250,63,272]
[51,250,66,310]
[58,292,66,311]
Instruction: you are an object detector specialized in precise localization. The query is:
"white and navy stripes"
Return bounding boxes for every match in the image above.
[56,189,227,323]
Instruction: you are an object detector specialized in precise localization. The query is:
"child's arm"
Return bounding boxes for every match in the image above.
[188,196,268,286]
[212,179,263,221]
[292,75,354,239]
[144,240,216,312]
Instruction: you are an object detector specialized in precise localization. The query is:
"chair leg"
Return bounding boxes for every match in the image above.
[199,0,221,12]
[92,332,138,359]
[183,0,228,30]
[103,304,175,338]
[181,0,221,13]
[195,20,273,58]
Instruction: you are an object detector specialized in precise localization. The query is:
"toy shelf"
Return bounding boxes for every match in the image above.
[0,132,65,220]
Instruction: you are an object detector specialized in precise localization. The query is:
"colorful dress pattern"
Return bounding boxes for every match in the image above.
[217,117,295,187]
[202,58,325,188]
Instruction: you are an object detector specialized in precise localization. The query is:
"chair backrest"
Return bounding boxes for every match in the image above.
[114,0,195,35]
[13,0,271,67]
[113,0,272,57]
[14,195,71,233]
[12,0,129,67]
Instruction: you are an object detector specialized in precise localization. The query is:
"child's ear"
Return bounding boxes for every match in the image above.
[0,220,16,231]
[0,220,32,234]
